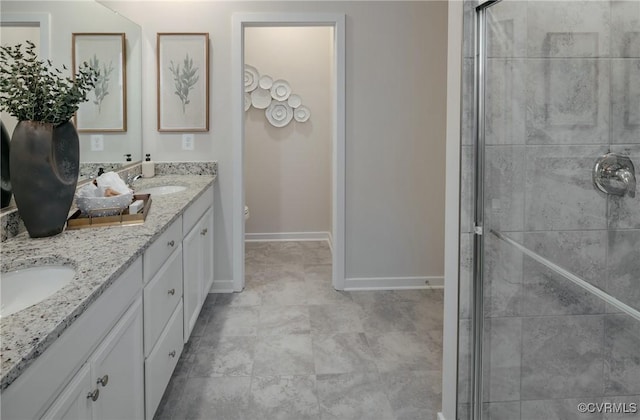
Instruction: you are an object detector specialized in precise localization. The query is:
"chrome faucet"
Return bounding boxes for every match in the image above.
[126,173,143,188]
[593,153,636,198]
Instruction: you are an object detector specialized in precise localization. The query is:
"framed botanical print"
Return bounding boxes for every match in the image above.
[72,33,127,132]
[157,33,209,132]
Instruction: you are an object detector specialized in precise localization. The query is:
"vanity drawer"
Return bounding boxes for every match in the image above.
[144,300,183,420]
[143,245,183,357]
[183,185,213,236]
[144,217,182,284]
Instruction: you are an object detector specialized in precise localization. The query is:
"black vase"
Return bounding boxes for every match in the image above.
[1,120,11,208]
[9,120,80,238]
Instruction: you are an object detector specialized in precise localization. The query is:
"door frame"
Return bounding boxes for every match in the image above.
[231,13,346,292]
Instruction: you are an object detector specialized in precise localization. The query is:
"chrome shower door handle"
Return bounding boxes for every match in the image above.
[593,153,637,198]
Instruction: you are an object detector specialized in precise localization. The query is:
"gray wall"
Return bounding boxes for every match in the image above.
[458,1,640,419]
[104,1,449,287]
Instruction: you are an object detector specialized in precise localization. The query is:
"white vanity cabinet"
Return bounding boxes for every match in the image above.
[182,186,214,340]
[43,298,144,420]
[1,258,144,420]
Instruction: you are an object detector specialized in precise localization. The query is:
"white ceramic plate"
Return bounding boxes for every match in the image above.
[244,93,251,111]
[294,105,311,123]
[259,75,273,90]
[266,100,293,127]
[251,88,272,109]
[244,65,259,92]
[287,94,302,108]
[270,79,292,101]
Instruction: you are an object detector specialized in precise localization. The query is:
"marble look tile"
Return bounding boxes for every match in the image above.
[299,241,332,265]
[309,304,364,335]
[258,305,310,336]
[245,263,305,284]
[521,230,607,316]
[462,1,477,59]
[521,398,604,420]
[305,265,353,305]
[380,370,442,420]
[484,146,525,231]
[204,306,259,337]
[458,403,471,420]
[486,1,527,58]
[484,232,523,317]
[316,372,394,420]
[191,336,255,377]
[152,375,187,420]
[248,375,320,420]
[603,395,640,420]
[171,376,251,420]
[483,402,521,420]
[486,60,527,146]
[461,60,475,147]
[604,314,640,395]
[526,59,610,144]
[606,230,640,312]
[358,301,418,334]
[524,145,608,231]
[350,288,438,306]
[253,334,314,376]
[611,1,640,58]
[245,241,304,266]
[483,317,522,402]
[608,146,640,229]
[612,60,640,144]
[214,288,262,306]
[410,296,445,336]
[312,332,377,375]
[527,1,610,58]
[258,277,308,306]
[367,331,440,372]
[521,315,604,399]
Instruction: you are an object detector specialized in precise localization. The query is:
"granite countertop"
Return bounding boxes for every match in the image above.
[0,174,215,391]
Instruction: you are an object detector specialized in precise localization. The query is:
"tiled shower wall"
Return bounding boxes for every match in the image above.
[457,1,640,419]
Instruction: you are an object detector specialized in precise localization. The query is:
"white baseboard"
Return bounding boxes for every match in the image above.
[437,412,447,420]
[245,231,332,243]
[344,276,444,291]
[209,279,234,293]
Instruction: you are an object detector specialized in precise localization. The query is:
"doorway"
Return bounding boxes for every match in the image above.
[232,13,346,293]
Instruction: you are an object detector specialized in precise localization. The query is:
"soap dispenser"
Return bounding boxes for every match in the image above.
[142,154,155,178]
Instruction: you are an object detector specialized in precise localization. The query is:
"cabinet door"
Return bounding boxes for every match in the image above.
[200,207,214,298]
[90,297,144,420]
[183,222,201,341]
[41,364,92,420]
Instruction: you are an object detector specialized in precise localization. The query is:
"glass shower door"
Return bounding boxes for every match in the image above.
[471,1,640,419]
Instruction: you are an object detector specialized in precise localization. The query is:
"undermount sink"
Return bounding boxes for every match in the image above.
[137,185,187,196]
[1,266,75,318]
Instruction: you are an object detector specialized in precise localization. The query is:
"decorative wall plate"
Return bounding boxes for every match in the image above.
[244,65,259,92]
[287,94,302,108]
[294,105,311,123]
[270,79,292,101]
[266,101,293,127]
[259,75,273,90]
[244,93,251,111]
[251,88,272,109]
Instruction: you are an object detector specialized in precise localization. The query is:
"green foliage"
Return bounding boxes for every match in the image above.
[0,41,98,126]
[169,54,199,113]
[88,54,114,114]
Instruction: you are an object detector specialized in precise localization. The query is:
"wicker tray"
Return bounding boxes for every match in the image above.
[66,194,152,230]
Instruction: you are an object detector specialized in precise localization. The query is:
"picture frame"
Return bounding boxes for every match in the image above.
[72,33,127,132]
[157,33,209,132]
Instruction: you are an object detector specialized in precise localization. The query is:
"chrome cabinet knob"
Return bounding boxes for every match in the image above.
[87,389,100,401]
[200,228,208,236]
[168,288,176,295]
[97,374,109,387]
[167,240,175,247]
[593,153,637,198]
[169,350,176,358]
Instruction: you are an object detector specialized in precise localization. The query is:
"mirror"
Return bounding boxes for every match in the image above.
[0,0,142,207]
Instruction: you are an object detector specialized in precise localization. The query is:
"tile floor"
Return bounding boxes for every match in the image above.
[154,241,444,420]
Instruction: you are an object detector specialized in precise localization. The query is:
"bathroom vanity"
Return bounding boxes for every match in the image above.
[0,172,216,420]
